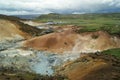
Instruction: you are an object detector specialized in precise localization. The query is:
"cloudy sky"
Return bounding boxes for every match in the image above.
[0,0,120,15]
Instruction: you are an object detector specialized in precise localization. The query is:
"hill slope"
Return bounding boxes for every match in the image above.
[0,14,44,51]
[0,19,29,41]
[23,27,120,53]
[56,53,120,80]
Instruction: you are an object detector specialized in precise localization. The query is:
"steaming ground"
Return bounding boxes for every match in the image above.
[0,18,120,80]
[0,46,81,75]
[0,30,120,75]
[24,29,120,53]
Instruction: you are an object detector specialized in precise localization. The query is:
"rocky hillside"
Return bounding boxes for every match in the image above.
[0,19,30,41]
[0,14,43,38]
[56,53,120,80]
[23,26,120,53]
[0,15,45,51]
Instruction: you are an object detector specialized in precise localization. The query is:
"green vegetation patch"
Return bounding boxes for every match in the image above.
[102,48,120,58]
[35,13,120,36]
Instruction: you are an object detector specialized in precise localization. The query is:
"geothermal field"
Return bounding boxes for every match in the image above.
[0,13,120,80]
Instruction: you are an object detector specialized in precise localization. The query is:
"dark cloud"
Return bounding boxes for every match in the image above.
[0,0,120,15]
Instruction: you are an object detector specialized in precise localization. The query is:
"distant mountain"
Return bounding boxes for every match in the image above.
[0,14,23,21]
[12,14,41,19]
[36,13,120,19]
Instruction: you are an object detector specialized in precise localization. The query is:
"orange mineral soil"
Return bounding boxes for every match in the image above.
[0,19,30,41]
[56,53,120,80]
[24,26,120,53]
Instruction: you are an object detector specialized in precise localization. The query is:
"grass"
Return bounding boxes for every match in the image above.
[102,48,120,58]
[34,13,120,36]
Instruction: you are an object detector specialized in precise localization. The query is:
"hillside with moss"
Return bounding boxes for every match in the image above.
[35,13,120,36]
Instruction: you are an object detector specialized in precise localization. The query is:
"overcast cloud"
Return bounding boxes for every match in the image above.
[0,0,120,15]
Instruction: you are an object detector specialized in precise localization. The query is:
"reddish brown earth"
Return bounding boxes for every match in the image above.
[23,26,120,53]
[56,53,120,80]
[24,29,78,53]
